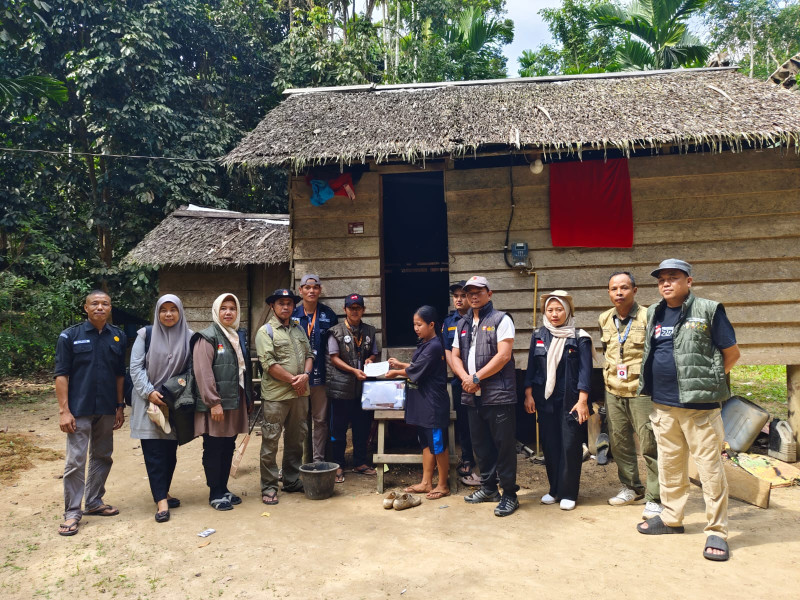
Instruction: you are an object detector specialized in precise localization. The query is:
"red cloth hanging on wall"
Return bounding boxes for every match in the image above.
[549,158,633,248]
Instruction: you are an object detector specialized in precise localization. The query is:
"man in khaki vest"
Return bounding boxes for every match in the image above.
[599,272,660,520]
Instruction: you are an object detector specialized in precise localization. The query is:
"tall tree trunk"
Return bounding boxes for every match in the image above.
[748,20,755,78]
[383,1,388,76]
[395,0,400,82]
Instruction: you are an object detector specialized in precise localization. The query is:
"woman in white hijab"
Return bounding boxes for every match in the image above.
[130,294,192,522]
[193,293,252,511]
[523,290,594,511]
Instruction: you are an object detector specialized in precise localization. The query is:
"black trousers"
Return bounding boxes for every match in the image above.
[468,403,519,497]
[451,379,475,464]
[330,398,373,468]
[201,434,236,502]
[140,439,178,503]
[538,409,585,501]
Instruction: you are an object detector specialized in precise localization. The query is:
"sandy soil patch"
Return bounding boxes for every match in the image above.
[0,394,798,600]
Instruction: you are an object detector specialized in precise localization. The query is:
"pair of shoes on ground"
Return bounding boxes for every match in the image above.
[540,494,576,511]
[637,516,730,561]
[353,465,377,476]
[383,491,422,510]
[155,495,181,521]
[463,488,518,517]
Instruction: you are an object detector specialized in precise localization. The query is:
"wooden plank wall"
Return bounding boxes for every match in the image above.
[446,148,800,368]
[159,266,249,336]
[290,173,383,333]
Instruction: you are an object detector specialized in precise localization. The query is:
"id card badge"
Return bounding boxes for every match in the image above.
[616,364,628,380]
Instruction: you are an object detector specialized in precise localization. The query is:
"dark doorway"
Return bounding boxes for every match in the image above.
[382,172,449,347]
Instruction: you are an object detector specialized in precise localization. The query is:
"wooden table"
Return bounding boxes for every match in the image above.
[373,410,459,493]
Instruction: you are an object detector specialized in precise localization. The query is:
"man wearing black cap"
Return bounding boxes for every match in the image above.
[292,274,338,463]
[635,259,740,563]
[326,293,379,482]
[442,280,479,486]
[256,288,314,505]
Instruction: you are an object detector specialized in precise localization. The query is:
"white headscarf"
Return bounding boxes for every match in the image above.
[145,294,192,388]
[211,293,246,389]
[542,295,593,399]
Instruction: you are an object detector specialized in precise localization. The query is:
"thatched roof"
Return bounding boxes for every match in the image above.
[123,205,289,268]
[223,67,800,170]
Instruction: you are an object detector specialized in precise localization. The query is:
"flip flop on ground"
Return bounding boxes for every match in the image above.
[335,469,345,484]
[637,516,685,535]
[404,483,431,493]
[703,535,730,561]
[426,489,450,500]
[262,492,279,505]
[352,465,377,476]
[83,504,119,517]
[457,461,473,477]
[58,519,79,536]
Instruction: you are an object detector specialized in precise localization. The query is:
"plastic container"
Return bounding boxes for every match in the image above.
[299,462,339,500]
[721,396,770,452]
[768,420,796,463]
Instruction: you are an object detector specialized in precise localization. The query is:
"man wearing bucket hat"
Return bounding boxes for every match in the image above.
[599,271,661,519]
[451,276,519,517]
[442,280,480,486]
[256,288,314,505]
[635,259,740,563]
[292,274,338,463]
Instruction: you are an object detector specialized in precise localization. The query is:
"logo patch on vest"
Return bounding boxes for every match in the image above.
[73,339,90,345]
[460,330,467,336]
[343,335,352,343]
[482,325,495,332]
[217,343,225,353]
[683,318,709,332]
[536,340,545,347]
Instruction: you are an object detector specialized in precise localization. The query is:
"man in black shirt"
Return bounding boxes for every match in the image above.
[636,260,739,562]
[54,290,126,536]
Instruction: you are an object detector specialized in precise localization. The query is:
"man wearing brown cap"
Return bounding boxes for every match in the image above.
[292,274,338,463]
[451,276,519,517]
[635,259,739,563]
[257,288,314,505]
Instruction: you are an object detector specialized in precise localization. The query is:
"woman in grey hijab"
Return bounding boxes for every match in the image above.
[130,294,192,522]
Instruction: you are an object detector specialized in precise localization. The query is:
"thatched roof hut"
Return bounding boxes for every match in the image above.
[123,205,289,268]
[223,68,800,379]
[223,68,800,170]
[124,205,290,338]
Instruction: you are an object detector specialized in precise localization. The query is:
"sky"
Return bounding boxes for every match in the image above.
[502,0,562,76]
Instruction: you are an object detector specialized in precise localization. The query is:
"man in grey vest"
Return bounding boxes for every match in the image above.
[451,276,519,517]
[636,259,739,563]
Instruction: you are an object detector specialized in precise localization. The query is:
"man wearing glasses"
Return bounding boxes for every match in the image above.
[451,276,519,517]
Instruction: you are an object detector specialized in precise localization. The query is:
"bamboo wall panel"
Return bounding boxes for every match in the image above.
[445,149,800,367]
[290,173,383,332]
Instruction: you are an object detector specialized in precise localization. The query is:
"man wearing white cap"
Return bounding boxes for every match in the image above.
[451,276,519,517]
[635,259,739,563]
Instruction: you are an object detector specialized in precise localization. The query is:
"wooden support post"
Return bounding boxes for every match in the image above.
[787,365,800,452]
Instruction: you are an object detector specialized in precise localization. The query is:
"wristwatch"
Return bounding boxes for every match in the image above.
[116,403,125,409]
[472,374,480,384]
[304,371,312,377]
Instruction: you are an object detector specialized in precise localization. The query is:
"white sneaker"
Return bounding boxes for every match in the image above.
[608,488,643,506]
[560,499,576,511]
[642,501,663,519]
[541,493,556,505]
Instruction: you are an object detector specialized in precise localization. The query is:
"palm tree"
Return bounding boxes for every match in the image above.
[445,6,513,54]
[589,0,711,70]
[0,75,67,108]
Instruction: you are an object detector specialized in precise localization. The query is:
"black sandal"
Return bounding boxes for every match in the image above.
[155,510,170,523]
[457,461,473,477]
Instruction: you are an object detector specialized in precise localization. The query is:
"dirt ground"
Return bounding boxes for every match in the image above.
[1,394,798,600]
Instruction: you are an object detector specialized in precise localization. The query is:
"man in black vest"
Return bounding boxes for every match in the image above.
[451,276,519,517]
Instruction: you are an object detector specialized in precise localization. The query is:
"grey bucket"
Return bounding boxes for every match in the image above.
[299,462,339,500]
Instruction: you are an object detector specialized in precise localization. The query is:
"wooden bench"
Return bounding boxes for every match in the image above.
[373,409,459,493]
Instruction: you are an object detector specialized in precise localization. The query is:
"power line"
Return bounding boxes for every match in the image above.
[0,146,220,163]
